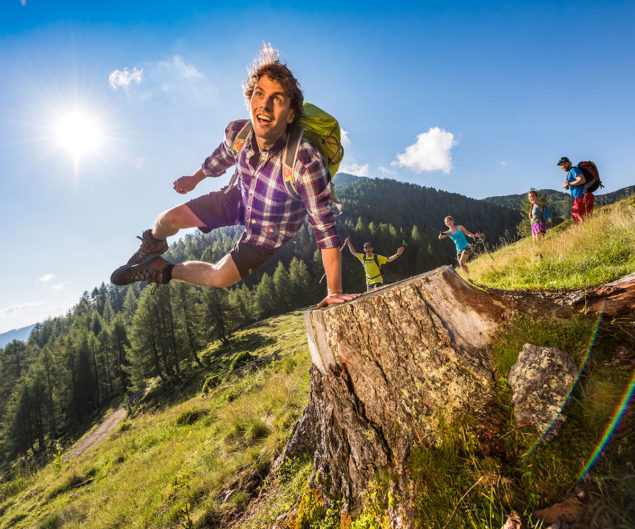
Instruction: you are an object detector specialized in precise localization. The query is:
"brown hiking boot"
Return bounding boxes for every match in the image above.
[127,229,169,265]
[110,255,173,286]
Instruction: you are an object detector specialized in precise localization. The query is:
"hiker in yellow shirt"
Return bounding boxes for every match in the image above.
[345,237,404,291]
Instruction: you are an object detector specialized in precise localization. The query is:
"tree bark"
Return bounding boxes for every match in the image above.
[294,266,635,527]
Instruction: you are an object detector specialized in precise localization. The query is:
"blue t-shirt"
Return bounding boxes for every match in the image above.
[567,167,586,199]
[448,228,470,251]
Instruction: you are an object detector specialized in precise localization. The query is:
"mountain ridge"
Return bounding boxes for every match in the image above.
[0,323,36,349]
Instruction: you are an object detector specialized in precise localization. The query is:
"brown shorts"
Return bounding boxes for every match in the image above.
[456,244,474,262]
[229,238,277,278]
[186,183,244,232]
[186,184,277,278]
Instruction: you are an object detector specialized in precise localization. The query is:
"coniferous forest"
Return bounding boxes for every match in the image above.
[0,174,582,473]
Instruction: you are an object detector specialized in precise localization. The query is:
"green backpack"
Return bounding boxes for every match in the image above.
[230,102,344,206]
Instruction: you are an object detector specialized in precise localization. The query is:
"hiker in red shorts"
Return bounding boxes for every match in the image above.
[558,156,594,223]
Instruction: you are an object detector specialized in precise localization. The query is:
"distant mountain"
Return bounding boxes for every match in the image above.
[333,172,365,186]
[0,323,36,348]
[482,185,634,219]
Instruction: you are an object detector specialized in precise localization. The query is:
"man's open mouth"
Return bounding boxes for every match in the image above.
[257,114,273,124]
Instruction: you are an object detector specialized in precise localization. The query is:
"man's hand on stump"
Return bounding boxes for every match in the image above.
[317,292,360,308]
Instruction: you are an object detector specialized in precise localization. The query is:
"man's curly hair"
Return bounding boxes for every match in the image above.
[243,44,304,127]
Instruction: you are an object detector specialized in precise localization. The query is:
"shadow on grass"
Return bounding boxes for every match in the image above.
[138,332,276,410]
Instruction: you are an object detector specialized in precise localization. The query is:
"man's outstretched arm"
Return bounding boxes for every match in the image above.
[345,236,358,256]
[317,247,360,307]
[386,246,404,263]
[173,167,207,194]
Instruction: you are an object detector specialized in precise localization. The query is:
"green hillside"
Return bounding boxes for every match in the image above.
[482,185,634,222]
[0,176,521,483]
[1,198,633,529]
[1,192,632,529]
[469,196,635,290]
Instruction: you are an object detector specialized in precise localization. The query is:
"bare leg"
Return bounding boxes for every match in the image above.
[172,252,241,288]
[458,251,469,278]
[152,204,204,240]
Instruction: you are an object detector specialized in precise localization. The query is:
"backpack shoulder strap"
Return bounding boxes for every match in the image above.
[282,124,304,198]
[232,121,252,154]
[228,121,253,188]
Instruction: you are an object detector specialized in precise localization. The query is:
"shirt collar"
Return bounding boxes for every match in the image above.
[246,127,288,155]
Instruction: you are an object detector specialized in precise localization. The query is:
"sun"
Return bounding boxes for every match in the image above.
[54,109,104,163]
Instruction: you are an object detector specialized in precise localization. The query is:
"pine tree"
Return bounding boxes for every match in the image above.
[288,257,313,307]
[202,288,234,345]
[254,273,277,319]
[2,381,34,457]
[272,261,293,311]
[128,292,168,386]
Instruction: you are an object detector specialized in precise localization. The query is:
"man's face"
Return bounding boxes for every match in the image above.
[559,162,571,173]
[364,245,373,254]
[250,75,295,149]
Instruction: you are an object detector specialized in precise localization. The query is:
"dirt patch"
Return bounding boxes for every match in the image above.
[63,381,155,461]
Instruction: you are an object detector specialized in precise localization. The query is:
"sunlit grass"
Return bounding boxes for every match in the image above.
[0,312,312,529]
[469,198,634,290]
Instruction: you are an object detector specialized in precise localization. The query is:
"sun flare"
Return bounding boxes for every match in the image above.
[54,109,103,161]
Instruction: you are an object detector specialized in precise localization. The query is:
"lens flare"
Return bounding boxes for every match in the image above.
[524,303,604,457]
[578,370,635,480]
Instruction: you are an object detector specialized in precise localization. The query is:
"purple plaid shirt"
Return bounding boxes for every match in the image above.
[200,120,340,250]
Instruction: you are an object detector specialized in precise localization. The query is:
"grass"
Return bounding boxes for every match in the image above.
[1,199,633,529]
[395,314,634,529]
[0,311,312,529]
[469,197,635,290]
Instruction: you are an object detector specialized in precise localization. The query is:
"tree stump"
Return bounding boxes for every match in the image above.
[292,266,635,527]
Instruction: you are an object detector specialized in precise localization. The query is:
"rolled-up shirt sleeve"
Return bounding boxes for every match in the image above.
[297,157,340,249]
[201,120,245,178]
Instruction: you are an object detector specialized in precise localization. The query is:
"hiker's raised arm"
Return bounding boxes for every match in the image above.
[346,237,358,255]
[317,247,360,307]
[438,230,447,239]
[387,246,404,262]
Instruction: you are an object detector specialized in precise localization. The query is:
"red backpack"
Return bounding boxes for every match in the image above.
[577,161,603,193]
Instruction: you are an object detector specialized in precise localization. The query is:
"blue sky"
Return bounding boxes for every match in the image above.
[1,0,633,333]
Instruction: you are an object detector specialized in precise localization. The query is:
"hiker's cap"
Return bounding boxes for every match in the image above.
[363,242,373,248]
[557,156,571,166]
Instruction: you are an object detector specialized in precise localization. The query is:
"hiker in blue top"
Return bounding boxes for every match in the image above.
[558,156,594,222]
[528,190,547,241]
[438,216,482,279]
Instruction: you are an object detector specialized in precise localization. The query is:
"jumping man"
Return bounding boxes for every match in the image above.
[110,46,358,308]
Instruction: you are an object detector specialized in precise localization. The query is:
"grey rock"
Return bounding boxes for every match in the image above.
[508,344,578,440]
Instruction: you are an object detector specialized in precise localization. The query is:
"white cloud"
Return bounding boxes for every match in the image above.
[109,67,144,90]
[157,55,203,79]
[378,166,395,175]
[339,162,369,177]
[500,160,508,166]
[340,129,352,149]
[109,55,212,101]
[37,273,54,283]
[393,127,457,174]
[52,284,65,292]
[0,302,44,317]
[338,130,369,176]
